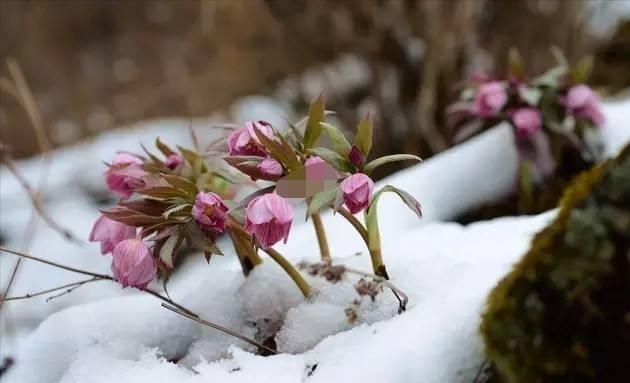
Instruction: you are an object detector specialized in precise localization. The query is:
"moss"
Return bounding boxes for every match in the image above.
[481,144,630,383]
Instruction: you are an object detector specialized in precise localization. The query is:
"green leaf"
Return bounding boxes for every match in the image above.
[155,137,175,157]
[354,113,373,156]
[307,147,354,173]
[137,186,190,199]
[306,187,338,219]
[508,47,524,79]
[551,46,568,67]
[320,122,351,156]
[177,145,208,172]
[366,185,422,220]
[572,55,593,84]
[518,86,543,106]
[532,65,568,87]
[252,125,300,171]
[363,154,422,175]
[303,93,325,149]
[162,174,199,196]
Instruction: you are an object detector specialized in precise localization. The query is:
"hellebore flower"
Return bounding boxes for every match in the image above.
[105,153,147,198]
[165,154,184,170]
[566,85,605,125]
[89,214,136,255]
[512,107,542,140]
[473,81,507,117]
[305,156,325,166]
[111,238,156,289]
[340,173,374,214]
[348,145,365,168]
[257,158,284,179]
[227,120,275,156]
[192,191,229,233]
[244,193,294,248]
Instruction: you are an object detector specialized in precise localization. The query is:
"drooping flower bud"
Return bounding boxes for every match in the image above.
[257,158,284,179]
[192,192,229,233]
[111,238,156,289]
[566,85,605,125]
[348,145,365,168]
[340,173,374,214]
[244,193,294,248]
[512,107,542,140]
[165,154,184,170]
[105,153,147,198]
[227,120,275,156]
[473,81,507,117]
[305,156,325,166]
[89,214,136,255]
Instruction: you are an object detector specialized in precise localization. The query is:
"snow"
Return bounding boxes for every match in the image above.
[1,97,629,382]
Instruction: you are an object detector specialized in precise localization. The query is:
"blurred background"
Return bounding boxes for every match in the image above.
[1,0,629,172]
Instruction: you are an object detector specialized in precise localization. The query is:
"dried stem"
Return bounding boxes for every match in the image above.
[161,303,277,355]
[342,266,408,312]
[2,277,105,302]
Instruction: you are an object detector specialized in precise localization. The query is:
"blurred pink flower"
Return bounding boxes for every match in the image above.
[105,153,147,198]
[512,107,542,140]
[192,192,229,232]
[165,154,184,170]
[566,85,605,125]
[257,158,284,179]
[305,156,324,166]
[227,120,275,156]
[111,238,156,289]
[89,214,136,254]
[340,173,374,214]
[244,193,294,248]
[473,81,507,117]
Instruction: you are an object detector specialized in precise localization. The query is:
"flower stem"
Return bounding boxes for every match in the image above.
[364,210,389,279]
[336,207,369,244]
[262,248,312,298]
[311,213,331,261]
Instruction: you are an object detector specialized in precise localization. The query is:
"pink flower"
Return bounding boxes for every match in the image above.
[192,192,229,232]
[227,120,275,156]
[473,81,507,117]
[566,85,605,125]
[111,238,156,289]
[89,214,136,254]
[105,153,147,198]
[165,154,184,170]
[257,158,284,179]
[340,173,374,214]
[305,156,324,166]
[244,193,294,248]
[512,107,542,140]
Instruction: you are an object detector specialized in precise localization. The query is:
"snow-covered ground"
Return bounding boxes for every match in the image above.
[1,97,629,383]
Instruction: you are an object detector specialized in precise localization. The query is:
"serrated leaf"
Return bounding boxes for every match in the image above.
[159,235,179,268]
[306,187,338,219]
[320,122,351,156]
[137,186,190,199]
[140,143,164,166]
[101,207,182,227]
[303,93,325,149]
[163,203,192,219]
[177,145,207,171]
[354,113,373,156]
[252,125,300,170]
[155,137,176,157]
[572,55,593,84]
[508,47,524,79]
[118,199,170,216]
[223,156,283,181]
[306,147,354,173]
[363,154,422,175]
[184,222,223,261]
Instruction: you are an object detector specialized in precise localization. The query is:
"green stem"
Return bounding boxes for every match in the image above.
[311,213,331,261]
[364,210,388,279]
[262,248,312,298]
[336,207,369,244]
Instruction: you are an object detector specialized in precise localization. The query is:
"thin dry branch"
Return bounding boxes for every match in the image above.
[1,277,105,302]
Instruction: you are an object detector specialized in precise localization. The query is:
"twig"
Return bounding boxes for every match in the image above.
[0,146,79,243]
[0,247,111,279]
[161,303,278,355]
[1,277,105,302]
[342,266,408,313]
[45,277,104,302]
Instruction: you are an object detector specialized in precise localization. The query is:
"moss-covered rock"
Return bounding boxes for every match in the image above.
[481,144,630,383]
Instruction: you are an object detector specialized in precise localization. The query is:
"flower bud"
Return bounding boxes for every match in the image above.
[89,214,136,254]
[192,192,229,233]
[111,238,156,289]
[340,173,374,214]
[348,145,365,168]
[566,85,605,125]
[257,158,284,179]
[512,107,542,140]
[165,154,184,170]
[227,120,275,156]
[105,153,147,198]
[244,193,294,248]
